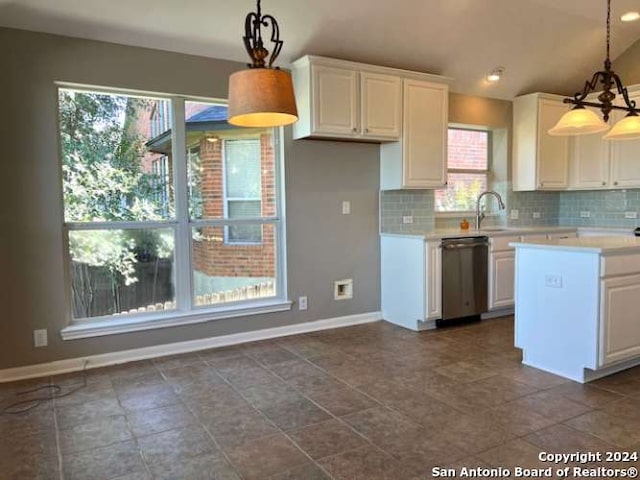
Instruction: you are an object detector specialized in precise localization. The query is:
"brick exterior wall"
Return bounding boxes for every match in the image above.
[192,133,276,278]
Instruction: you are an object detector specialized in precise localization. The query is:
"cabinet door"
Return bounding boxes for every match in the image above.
[600,275,640,366]
[569,107,611,189]
[537,100,569,189]
[488,251,515,310]
[312,65,358,136]
[402,79,447,188]
[360,72,402,140]
[610,92,640,188]
[425,242,442,320]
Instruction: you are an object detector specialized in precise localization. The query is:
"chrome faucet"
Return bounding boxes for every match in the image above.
[476,190,506,229]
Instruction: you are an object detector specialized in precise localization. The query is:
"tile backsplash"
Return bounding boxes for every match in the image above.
[381,185,640,233]
[558,189,640,227]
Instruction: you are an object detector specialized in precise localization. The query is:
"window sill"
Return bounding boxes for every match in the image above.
[60,299,293,341]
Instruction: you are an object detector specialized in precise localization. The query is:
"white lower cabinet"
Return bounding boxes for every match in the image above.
[600,274,640,366]
[489,251,515,310]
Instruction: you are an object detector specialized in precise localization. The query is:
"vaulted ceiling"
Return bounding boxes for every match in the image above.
[2,0,640,99]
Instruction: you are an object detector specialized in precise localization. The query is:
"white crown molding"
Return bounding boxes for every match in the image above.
[0,312,382,383]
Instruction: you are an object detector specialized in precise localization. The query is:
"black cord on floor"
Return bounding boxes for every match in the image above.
[0,361,88,415]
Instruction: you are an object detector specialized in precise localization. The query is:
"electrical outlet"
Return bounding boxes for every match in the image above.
[532,212,541,219]
[510,209,519,220]
[544,274,563,289]
[33,329,48,348]
[402,216,414,224]
[625,211,637,219]
[298,296,308,311]
[342,201,351,215]
[580,211,591,218]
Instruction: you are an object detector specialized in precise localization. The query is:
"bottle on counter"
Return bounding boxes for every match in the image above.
[460,218,470,230]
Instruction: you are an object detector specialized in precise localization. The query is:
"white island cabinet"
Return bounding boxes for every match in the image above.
[512,236,640,383]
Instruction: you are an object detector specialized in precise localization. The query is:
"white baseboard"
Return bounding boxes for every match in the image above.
[0,311,382,383]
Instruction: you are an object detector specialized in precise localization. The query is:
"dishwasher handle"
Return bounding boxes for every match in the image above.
[442,242,489,250]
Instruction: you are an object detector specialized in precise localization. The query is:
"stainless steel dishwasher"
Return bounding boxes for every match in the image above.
[440,236,489,324]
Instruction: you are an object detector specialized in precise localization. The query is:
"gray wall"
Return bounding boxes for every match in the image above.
[0,27,380,369]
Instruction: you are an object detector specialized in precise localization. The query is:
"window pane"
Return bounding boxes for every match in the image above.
[225,139,261,199]
[186,101,276,220]
[59,89,173,222]
[434,173,488,212]
[192,224,277,307]
[448,129,488,170]
[69,228,175,319]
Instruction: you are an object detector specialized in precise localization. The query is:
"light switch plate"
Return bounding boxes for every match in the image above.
[510,210,519,220]
[342,201,351,215]
[532,212,541,219]
[402,216,414,224]
[625,211,637,219]
[33,329,48,348]
[580,211,591,218]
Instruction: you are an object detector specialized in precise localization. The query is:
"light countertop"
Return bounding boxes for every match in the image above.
[380,226,578,241]
[510,235,640,254]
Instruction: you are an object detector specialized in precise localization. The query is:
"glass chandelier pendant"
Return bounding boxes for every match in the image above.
[549,0,640,140]
[227,0,298,128]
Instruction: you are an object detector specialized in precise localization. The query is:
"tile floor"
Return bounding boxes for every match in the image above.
[1,316,640,479]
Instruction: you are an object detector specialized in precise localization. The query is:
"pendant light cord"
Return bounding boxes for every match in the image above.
[606,0,611,62]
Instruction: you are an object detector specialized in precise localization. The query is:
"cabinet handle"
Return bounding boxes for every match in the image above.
[602,181,606,186]
[614,181,619,186]
[352,127,357,133]
[539,182,544,187]
[365,128,369,133]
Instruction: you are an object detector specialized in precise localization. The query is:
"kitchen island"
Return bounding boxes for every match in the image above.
[512,236,640,383]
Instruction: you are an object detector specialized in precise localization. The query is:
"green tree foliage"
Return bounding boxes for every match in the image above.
[59,90,173,316]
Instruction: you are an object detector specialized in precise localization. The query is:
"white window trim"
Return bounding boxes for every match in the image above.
[58,86,289,339]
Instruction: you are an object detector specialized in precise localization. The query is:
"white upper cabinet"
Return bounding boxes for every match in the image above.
[311,65,358,136]
[380,79,448,189]
[569,107,611,189]
[610,90,640,188]
[360,72,402,139]
[292,56,403,142]
[513,93,570,191]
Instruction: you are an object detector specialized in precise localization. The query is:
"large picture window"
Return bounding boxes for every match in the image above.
[435,128,490,212]
[59,88,286,330]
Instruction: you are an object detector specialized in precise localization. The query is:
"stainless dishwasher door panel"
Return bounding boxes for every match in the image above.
[441,238,488,321]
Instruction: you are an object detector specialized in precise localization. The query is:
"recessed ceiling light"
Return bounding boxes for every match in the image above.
[486,67,504,83]
[621,11,640,22]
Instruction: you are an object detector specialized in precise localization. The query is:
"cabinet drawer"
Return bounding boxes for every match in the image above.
[520,234,547,243]
[490,235,520,252]
[601,254,640,278]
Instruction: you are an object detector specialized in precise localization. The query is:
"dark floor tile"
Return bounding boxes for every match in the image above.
[225,433,309,480]
[318,445,417,480]
[499,364,570,388]
[342,407,421,446]
[564,410,640,448]
[266,462,331,480]
[476,439,550,469]
[546,382,624,408]
[435,361,496,383]
[54,382,118,407]
[62,440,146,480]
[148,452,241,480]
[161,362,225,388]
[138,425,219,465]
[259,396,331,431]
[222,365,282,389]
[236,381,301,410]
[289,419,366,459]
[0,403,55,441]
[590,368,640,396]
[599,395,640,422]
[152,352,204,371]
[0,431,59,480]
[127,403,196,437]
[438,412,514,455]
[56,396,125,429]
[307,384,377,416]
[117,384,180,412]
[507,389,593,423]
[481,401,557,437]
[204,404,278,448]
[244,344,299,365]
[525,424,617,453]
[59,415,133,454]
